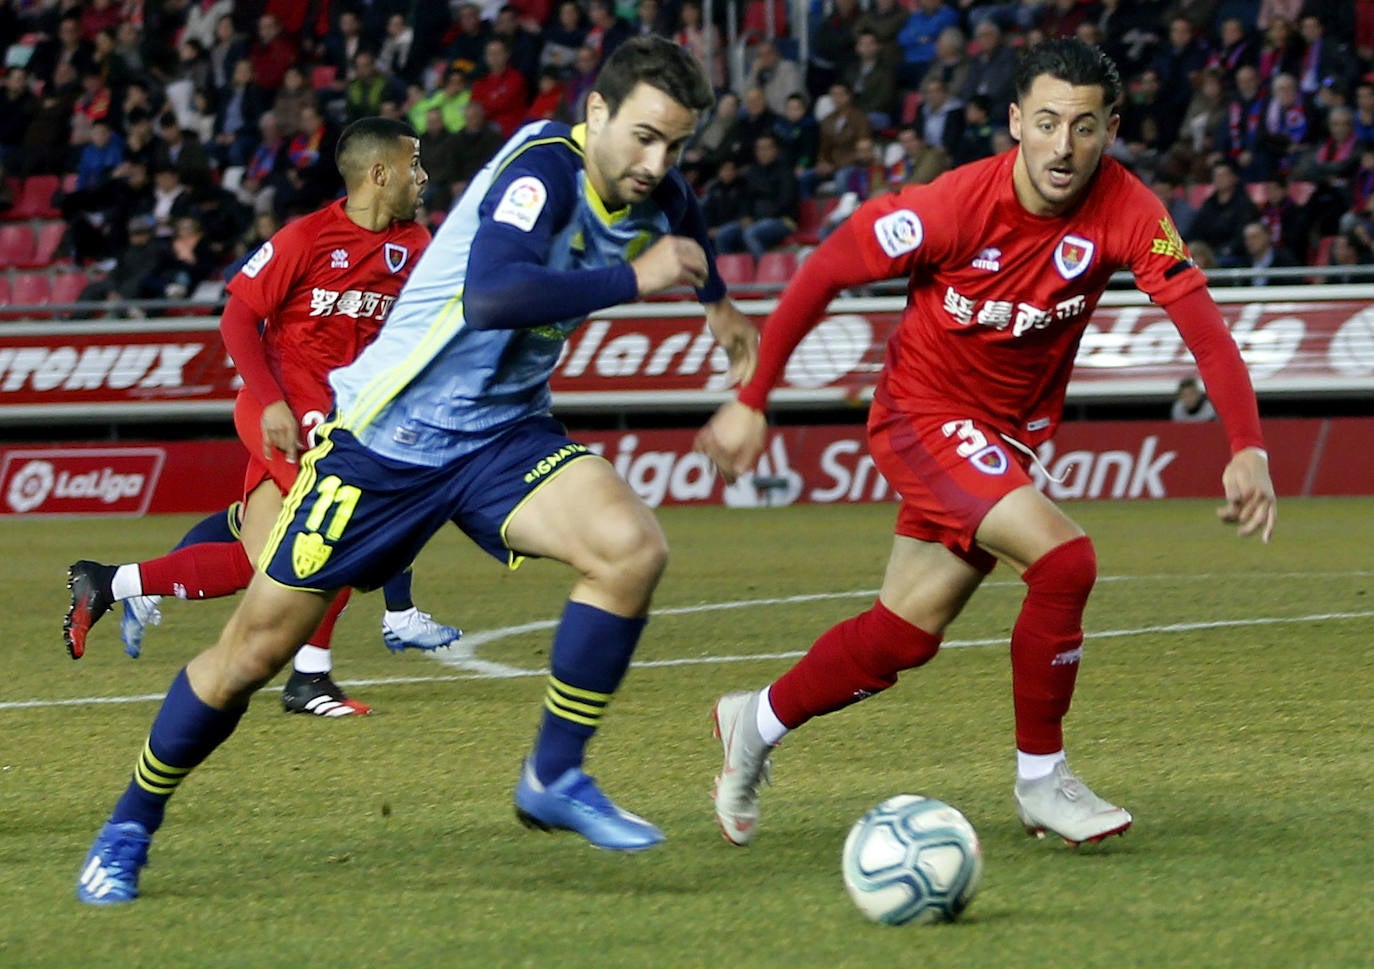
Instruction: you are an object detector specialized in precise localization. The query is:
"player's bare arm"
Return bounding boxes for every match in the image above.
[630,234,708,293]
[1217,447,1276,543]
[259,400,300,463]
[703,299,759,387]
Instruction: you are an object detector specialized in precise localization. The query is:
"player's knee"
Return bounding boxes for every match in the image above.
[1025,535,1097,603]
[596,509,669,587]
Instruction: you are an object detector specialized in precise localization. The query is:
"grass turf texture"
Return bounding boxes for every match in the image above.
[0,499,1370,968]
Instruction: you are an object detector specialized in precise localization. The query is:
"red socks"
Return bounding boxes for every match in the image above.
[769,599,941,730]
[306,587,351,649]
[138,542,255,599]
[1010,536,1097,754]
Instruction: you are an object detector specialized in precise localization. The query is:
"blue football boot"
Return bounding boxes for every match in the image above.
[514,761,664,851]
[381,608,462,653]
[77,819,151,905]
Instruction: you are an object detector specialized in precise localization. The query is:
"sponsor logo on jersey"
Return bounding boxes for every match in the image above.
[383,243,409,273]
[1053,234,1094,280]
[971,247,1002,271]
[873,209,923,258]
[494,176,548,232]
[242,241,274,278]
[330,248,350,269]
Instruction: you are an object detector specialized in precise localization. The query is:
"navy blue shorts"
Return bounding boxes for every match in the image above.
[260,416,596,592]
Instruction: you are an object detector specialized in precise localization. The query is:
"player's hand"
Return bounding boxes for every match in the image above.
[632,235,708,295]
[704,299,759,387]
[1217,446,1276,542]
[261,400,301,464]
[693,399,769,483]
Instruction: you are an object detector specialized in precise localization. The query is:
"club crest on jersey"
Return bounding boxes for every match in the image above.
[873,209,923,258]
[330,248,350,269]
[384,242,409,273]
[969,444,1009,475]
[1053,235,1094,280]
[291,532,331,579]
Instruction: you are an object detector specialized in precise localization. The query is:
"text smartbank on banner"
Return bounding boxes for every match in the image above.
[0,296,1372,416]
[1,419,1370,517]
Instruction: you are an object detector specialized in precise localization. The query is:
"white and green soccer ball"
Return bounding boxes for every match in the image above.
[841,794,983,926]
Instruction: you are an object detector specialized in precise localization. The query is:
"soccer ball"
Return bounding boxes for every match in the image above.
[841,794,983,926]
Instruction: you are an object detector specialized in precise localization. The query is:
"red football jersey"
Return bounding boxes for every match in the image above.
[846,149,1206,447]
[226,199,430,415]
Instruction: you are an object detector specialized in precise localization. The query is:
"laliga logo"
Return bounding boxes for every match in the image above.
[6,459,55,513]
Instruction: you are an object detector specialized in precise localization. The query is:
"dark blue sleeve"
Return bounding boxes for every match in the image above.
[464,145,640,331]
[655,169,728,304]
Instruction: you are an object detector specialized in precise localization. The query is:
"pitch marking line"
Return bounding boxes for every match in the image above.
[4,578,1371,712]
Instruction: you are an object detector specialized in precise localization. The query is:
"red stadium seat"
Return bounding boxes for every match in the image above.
[715,252,756,288]
[0,274,9,305]
[755,249,799,288]
[742,0,788,38]
[0,223,35,268]
[50,269,90,305]
[10,270,51,306]
[795,198,823,245]
[30,220,68,266]
[4,175,61,220]
[1186,182,1213,209]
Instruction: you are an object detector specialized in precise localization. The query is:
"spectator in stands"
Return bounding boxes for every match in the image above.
[808,0,862,99]
[237,111,288,216]
[224,210,282,280]
[169,38,215,114]
[1344,190,1374,261]
[744,40,805,118]
[713,132,799,260]
[682,90,742,185]
[1320,234,1365,281]
[844,30,898,132]
[19,60,78,175]
[733,86,779,165]
[915,73,963,159]
[323,9,372,85]
[1207,17,1259,81]
[885,124,947,187]
[28,13,93,90]
[1239,220,1298,285]
[565,45,602,121]
[629,0,670,38]
[1253,73,1312,180]
[182,0,235,53]
[1152,17,1209,131]
[1191,158,1262,266]
[1188,238,1219,271]
[1297,14,1353,100]
[1257,17,1303,87]
[208,14,248,97]
[213,59,267,170]
[1220,64,1265,178]
[153,213,215,300]
[277,102,341,217]
[854,0,909,67]
[672,0,723,91]
[471,37,529,138]
[821,136,889,239]
[896,0,957,90]
[110,21,147,86]
[150,164,195,239]
[1255,175,1311,263]
[812,80,871,192]
[1149,173,1198,240]
[1164,0,1219,34]
[378,12,422,87]
[346,50,401,125]
[542,0,589,79]
[418,106,464,214]
[450,99,506,200]
[72,66,113,144]
[1352,83,1374,146]
[1164,66,1227,184]
[492,5,543,91]
[583,0,631,66]
[76,215,164,317]
[960,21,1017,126]
[75,117,124,190]
[153,111,212,191]
[526,66,571,124]
[701,158,747,240]
[80,0,122,41]
[270,65,312,138]
[250,13,297,95]
[1035,0,1092,39]
[951,95,995,168]
[191,179,253,264]
[1343,143,1374,232]
[1115,70,1174,174]
[0,67,37,171]
[1171,376,1218,422]
[774,92,820,174]
[409,67,473,134]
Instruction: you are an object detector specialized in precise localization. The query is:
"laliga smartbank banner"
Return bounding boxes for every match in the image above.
[1,419,1369,516]
[0,292,1372,418]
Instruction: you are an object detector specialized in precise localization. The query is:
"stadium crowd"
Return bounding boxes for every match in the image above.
[1,0,1372,309]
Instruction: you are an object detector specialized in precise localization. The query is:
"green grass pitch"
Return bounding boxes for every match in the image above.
[0,499,1370,968]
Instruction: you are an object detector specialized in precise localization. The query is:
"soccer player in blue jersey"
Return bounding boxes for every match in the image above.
[75,34,757,904]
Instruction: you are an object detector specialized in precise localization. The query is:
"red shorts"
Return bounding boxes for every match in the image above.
[867,395,1034,574]
[232,390,330,501]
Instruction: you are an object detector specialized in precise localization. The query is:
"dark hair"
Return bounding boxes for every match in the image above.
[335,116,418,180]
[1014,38,1122,114]
[591,34,714,117]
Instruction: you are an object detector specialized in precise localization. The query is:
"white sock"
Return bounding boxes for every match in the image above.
[110,564,143,600]
[293,644,332,675]
[1017,750,1066,781]
[755,686,789,745]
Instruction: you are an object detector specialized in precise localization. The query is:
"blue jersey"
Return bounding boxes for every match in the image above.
[329,120,725,467]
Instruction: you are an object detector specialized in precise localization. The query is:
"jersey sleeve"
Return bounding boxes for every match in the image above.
[463,144,638,330]
[1116,180,1209,305]
[224,220,313,321]
[842,182,958,283]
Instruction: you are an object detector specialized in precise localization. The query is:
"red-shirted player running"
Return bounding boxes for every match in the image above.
[65,118,460,715]
[697,39,1277,848]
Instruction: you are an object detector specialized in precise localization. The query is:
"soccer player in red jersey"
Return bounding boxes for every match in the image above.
[698,38,1277,847]
[65,117,459,715]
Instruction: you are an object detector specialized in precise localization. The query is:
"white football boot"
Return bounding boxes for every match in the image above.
[712,690,774,846]
[1015,760,1132,846]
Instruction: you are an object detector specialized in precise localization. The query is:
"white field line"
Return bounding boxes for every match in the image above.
[4,575,1372,712]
